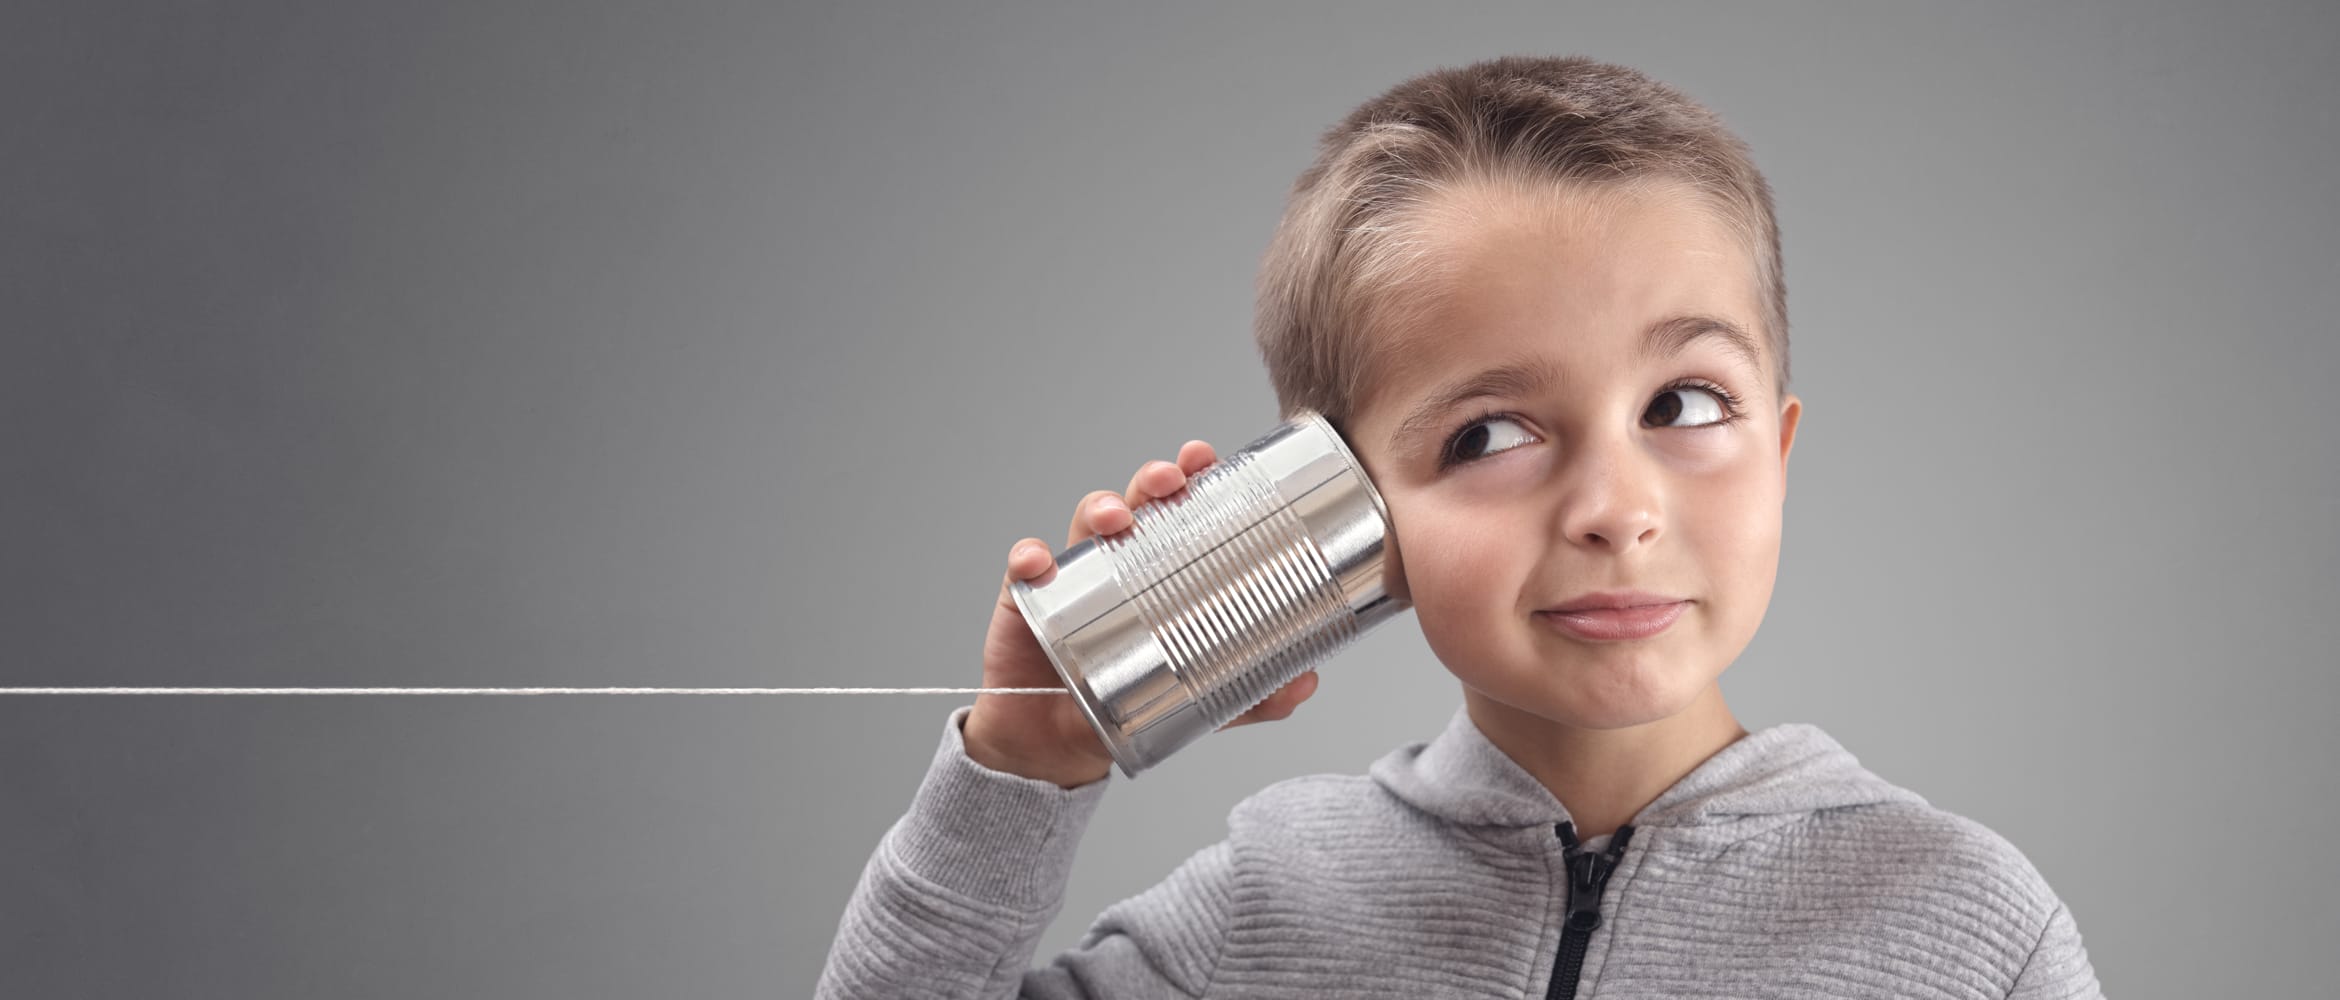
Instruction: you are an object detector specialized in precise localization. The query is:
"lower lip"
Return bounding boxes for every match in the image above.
[1537,602,1688,641]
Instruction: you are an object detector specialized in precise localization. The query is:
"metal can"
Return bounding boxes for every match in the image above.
[1007,407,1409,778]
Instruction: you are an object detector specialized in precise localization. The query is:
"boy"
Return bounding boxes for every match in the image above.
[816,55,2103,999]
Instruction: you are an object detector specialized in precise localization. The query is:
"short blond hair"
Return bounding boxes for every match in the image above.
[1253,55,1789,430]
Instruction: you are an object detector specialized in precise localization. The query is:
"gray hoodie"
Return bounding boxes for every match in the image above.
[814,703,2103,998]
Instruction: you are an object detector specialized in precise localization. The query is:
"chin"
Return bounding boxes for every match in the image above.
[1533,690,1692,731]
[1489,656,1717,731]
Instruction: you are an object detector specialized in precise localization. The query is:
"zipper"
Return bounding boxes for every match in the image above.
[1544,820,1634,1000]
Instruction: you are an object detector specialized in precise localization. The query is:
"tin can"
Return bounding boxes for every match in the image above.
[1007,408,1409,778]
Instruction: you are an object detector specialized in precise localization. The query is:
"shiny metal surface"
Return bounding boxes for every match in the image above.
[1007,408,1409,778]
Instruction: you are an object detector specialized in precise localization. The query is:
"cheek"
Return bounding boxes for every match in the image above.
[1670,423,1781,502]
[1388,495,1525,615]
[1664,426,1752,472]
[1680,462,1785,583]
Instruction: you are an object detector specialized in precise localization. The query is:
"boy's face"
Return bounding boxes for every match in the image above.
[1343,180,1801,734]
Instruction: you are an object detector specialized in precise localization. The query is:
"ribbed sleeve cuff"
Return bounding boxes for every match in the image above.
[880,703,1113,910]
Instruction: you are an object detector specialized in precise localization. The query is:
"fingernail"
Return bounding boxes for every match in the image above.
[1098,496,1125,512]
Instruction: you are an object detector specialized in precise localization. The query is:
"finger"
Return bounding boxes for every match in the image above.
[999,537,1055,612]
[1066,490,1129,548]
[1176,439,1217,476]
[1120,441,1218,521]
[1122,459,1185,509]
[1219,670,1319,730]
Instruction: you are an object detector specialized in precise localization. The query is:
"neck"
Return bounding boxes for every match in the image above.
[1462,680,1750,840]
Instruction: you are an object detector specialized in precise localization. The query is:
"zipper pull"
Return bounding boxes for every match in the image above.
[1555,822,1636,933]
[1562,852,1608,932]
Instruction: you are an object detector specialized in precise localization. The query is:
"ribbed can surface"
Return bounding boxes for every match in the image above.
[1008,408,1408,778]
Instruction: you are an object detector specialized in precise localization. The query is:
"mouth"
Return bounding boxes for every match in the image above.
[1535,601,1689,642]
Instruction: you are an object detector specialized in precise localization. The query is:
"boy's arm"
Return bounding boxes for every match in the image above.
[2005,900,2105,1000]
[813,705,1232,1000]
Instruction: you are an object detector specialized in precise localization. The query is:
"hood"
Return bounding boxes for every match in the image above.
[1368,704,1928,831]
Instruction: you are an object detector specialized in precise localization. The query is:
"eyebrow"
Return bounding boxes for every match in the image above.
[1388,314,1765,459]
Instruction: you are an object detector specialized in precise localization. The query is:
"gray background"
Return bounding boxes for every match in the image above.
[3,1,2333,997]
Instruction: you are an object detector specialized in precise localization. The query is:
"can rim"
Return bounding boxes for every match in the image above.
[1005,575,1150,780]
[1290,407,1395,537]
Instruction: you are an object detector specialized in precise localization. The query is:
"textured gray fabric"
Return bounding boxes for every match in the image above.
[814,704,2104,998]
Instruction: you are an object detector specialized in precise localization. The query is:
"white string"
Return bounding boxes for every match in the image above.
[0,687,1072,696]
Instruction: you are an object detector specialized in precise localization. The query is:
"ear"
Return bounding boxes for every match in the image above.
[1777,393,1802,472]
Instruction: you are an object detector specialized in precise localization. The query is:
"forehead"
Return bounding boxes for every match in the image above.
[1354,181,1768,456]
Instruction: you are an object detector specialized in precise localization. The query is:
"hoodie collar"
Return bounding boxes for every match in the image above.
[1369,704,1927,830]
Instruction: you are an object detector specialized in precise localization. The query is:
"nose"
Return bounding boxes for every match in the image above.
[1553,431,1663,554]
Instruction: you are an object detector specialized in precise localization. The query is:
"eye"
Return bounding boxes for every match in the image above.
[1646,382,1736,428]
[1436,380,1747,471]
[1440,413,1536,468]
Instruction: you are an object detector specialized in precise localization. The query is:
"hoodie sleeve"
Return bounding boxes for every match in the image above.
[2005,900,2105,1000]
[812,705,1234,1000]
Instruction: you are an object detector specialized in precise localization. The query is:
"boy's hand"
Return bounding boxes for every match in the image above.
[965,439,1323,788]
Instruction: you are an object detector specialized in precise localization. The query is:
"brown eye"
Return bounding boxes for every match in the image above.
[1439,414,1534,469]
[1646,385,1732,428]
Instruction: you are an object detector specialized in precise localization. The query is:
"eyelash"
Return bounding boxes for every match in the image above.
[1436,378,1749,471]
